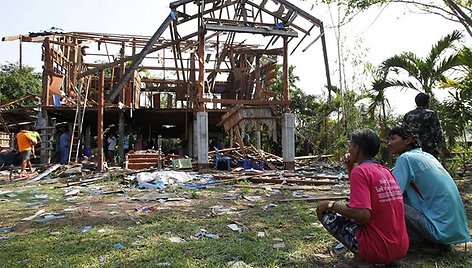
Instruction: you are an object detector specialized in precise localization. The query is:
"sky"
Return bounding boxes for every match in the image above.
[0,0,466,115]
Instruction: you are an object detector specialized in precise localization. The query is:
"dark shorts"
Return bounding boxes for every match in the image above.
[20,149,32,161]
[321,211,359,253]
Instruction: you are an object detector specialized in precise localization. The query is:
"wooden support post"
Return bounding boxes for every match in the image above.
[97,71,105,171]
[42,38,52,106]
[320,23,332,100]
[118,112,125,166]
[197,31,205,111]
[282,37,289,112]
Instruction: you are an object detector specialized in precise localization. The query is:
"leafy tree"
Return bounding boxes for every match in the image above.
[0,62,42,107]
[324,0,472,37]
[440,46,472,147]
[380,30,463,102]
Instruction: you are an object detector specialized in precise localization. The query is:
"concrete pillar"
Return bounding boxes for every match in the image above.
[282,113,295,170]
[196,111,209,168]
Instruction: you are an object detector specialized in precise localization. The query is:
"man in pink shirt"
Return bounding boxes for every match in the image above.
[317,129,409,267]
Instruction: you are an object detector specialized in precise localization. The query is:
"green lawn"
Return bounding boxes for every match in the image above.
[0,173,471,268]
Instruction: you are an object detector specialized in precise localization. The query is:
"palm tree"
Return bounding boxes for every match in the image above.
[380,30,463,102]
[366,68,395,163]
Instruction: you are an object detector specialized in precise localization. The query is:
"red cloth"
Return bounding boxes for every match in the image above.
[348,163,409,264]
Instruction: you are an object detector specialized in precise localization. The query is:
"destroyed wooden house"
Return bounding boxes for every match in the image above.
[1,0,331,170]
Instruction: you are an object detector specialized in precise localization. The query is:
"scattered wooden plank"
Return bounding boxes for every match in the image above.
[27,164,62,183]
[277,196,349,202]
[234,184,332,191]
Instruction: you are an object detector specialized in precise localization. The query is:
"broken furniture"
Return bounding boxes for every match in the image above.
[214,147,231,171]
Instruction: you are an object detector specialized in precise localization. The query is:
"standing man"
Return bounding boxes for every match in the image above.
[107,133,117,164]
[403,92,447,159]
[17,126,35,177]
[59,128,70,164]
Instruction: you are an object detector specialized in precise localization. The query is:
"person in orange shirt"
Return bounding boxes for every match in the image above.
[17,126,35,177]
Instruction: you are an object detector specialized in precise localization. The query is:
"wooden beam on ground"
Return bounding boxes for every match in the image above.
[248,177,338,186]
[234,184,332,191]
[27,164,61,183]
[277,196,349,202]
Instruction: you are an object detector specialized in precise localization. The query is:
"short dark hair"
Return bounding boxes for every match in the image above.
[388,125,421,148]
[415,92,430,107]
[351,128,380,158]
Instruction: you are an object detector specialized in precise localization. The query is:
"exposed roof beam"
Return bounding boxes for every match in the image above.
[108,12,177,102]
[205,24,298,37]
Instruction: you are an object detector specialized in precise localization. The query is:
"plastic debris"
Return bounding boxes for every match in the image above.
[134,206,165,213]
[21,209,46,221]
[335,242,345,250]
[81,225,93,233]
[169,236,186,243]
[65,188,80,196]
[204,233,220,239]
[0,227,12,233]
[227,224,242,232]
[227,260,253,268]
[113,242,125,249]
[257,231,265,237]
[273,243,285,249]
[34,194,48,199]
[36,214,65,223]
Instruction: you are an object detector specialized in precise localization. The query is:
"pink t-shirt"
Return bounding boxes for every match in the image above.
[348,163,409,264]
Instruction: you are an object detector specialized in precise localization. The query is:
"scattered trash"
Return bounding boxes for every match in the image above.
[99,256,105,264]
[227,260,253,268]
[204,233,220,239]
[155,262,172,267]
[36,214,65,223]
[313,253,331,260]
[34,194,48,199]
[227,223,242,232]
[81,225,93,233]
[263,203,278,210]
[113,242,125,249]
[169,236,186,243]
[335,242,345,250]
[65,188,80,196]
[134,206,166,213]
[50,231,61,236]
[5,193,17,198]
[257,231,265,237]
[273,243,285,249]
[194,229,207,238]
[137,181,165,190]
[21,209,46,221]
[0,236,8,240]
[0,227,12,233]
[193,229,220,239]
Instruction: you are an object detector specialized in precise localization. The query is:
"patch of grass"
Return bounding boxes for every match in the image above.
[0,176,471,267]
